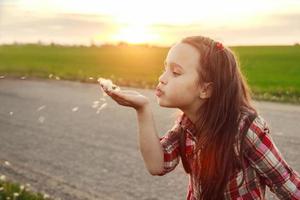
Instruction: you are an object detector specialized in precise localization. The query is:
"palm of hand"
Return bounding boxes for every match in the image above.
[101,85,149,110]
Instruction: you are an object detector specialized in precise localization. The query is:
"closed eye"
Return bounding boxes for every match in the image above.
[162,67,180,76]
[172,71,180,76]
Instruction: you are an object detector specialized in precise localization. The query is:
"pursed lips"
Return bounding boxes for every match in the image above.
[155,87,164,97]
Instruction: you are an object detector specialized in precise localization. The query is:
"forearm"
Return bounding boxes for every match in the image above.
[136,104,164,175]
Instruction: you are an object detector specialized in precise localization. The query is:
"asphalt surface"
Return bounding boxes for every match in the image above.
[0,78,299,200]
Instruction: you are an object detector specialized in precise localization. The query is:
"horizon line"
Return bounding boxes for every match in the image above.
[1,40,299,48]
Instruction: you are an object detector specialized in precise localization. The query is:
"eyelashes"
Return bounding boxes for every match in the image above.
[172,71,180,76]
[162,68,180,76]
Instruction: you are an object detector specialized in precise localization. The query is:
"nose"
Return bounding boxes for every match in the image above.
[158,71,168,85]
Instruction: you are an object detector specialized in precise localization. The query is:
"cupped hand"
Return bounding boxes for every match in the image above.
[100,85,150,111]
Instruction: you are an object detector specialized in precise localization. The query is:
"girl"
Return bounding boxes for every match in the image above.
[101,36,300,200]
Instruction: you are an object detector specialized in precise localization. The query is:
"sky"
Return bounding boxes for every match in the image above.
[0,0,300,46]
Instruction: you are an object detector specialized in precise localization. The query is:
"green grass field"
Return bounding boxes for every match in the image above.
[0,175,51,200]
[0,44,299,103]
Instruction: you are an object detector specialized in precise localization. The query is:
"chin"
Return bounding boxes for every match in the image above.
[156,98,176,108]
[156,98,166,107]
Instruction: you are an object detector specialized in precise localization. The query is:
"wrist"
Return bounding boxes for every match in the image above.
[136,102,151,114]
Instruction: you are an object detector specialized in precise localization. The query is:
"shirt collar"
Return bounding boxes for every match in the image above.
[179,113,197,136]
[177,109,256,138]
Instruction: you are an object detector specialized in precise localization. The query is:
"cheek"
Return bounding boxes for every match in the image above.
[158,75,199,106]
[170,82,198,103]
[176,78,198,97]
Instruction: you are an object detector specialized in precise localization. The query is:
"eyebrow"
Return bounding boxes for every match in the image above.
[164,60,184,71]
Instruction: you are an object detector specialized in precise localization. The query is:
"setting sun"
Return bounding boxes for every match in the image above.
[111,24,160,44]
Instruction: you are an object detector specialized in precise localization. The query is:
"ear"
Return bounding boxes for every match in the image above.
[199,82,213,99]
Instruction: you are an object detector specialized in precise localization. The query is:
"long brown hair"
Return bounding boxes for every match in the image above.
[181,36,257,200]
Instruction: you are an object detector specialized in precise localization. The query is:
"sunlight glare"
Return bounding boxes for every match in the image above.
[111,24,160,44]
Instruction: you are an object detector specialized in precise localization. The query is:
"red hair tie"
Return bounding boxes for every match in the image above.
[215,42,224,50]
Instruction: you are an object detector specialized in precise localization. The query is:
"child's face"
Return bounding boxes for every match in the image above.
[156,42,205,111]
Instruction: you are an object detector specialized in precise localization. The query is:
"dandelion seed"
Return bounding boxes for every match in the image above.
[48,74,53,79]
[72,107,79,112]
[9,111,13,116]
[93,101,100,105]
[20,185,25,191]
[43,193,50,199]
[37,105,46,111]
[112,85,120,91]
[25,183,31,188]
[98,77,120,92]
[0,75,5,79]
[6,196,10,200]
[96,103,107,114]
[13,192,19,197]
[98,78,112,91]
[0,187,3,191]
[92,101,100,108]
[92,104,98,108]
[99,103,107,109]
[38,116,45,123]
[89,77,94,80]
[4,161,11,167]
[20,76,27,80]
[0,175,6,181]
[55,76,60,80]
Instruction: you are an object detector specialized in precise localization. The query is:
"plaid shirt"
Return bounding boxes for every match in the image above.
[158,113,300,199]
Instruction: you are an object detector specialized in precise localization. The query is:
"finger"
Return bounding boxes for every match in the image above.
[109,92,130,103]
[110,94,125,103]
[119,90,140,95]
[100,85,109,94]
[99,83,106,90]
[109,90,126,98]
[109,92,135,103]
[109,91,137,105]
[111,96,132,107]
[110,90,140,99]
[108,89,139,95]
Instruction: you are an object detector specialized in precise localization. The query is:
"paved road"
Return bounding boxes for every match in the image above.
[0,78,299,200]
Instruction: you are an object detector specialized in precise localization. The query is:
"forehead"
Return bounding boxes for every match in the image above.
[165,42,200,72]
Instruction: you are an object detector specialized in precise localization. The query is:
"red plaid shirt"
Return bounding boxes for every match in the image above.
[158,113,300,199]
